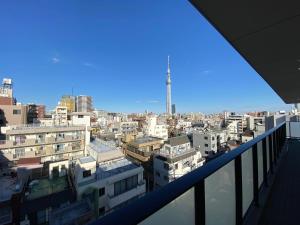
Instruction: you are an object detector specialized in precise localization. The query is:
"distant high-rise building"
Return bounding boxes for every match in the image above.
[76,95,93,112]
[166,56,172,115]
[172,104,176,115]
[60,95,75,113]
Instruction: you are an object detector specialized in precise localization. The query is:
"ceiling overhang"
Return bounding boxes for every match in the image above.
[190,0,300,103]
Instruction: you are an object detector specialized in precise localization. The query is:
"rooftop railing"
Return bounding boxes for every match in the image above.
[91,122,286,225]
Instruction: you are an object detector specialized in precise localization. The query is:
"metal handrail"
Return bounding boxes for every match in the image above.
[90,122,285,225]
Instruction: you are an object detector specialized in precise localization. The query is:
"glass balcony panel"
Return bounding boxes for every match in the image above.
[266,136,270,172]
[205,161,235,225]
[242,148,253,216]
[286,122,290,137]
[257,141,264,188]
[290,122,300,138]
[139,187,195,225]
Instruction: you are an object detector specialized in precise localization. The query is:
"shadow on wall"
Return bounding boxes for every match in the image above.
[0,108,7,127]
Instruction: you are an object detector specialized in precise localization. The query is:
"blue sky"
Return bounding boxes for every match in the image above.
[0,0,289,113]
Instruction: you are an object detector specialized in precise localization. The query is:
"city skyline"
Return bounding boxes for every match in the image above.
[0,0,289,113]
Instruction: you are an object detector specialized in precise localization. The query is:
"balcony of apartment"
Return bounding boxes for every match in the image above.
[92,119,298,225]
[33,144,84,158]
[106,181,146,209]
[0,135,84,150]
[5,124,86,135]
[90,1,300,224]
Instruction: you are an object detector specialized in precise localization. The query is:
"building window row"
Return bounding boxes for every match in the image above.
[114,175,138,196]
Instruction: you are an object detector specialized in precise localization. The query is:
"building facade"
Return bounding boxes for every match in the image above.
[144,115,168,140]
[153,135,204,188]
[0,104,28,126]
[73,151,145,218]
[76,95,93,113]
[0,124,88,167]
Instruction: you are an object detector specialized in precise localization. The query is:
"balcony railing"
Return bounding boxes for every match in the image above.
[91,122,286,225]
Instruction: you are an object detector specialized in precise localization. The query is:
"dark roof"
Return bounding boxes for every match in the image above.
[166,135,190,147]
[18,157,41,165]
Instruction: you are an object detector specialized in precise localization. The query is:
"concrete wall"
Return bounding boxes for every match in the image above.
[0,105,27,126]
[49,160,69,179]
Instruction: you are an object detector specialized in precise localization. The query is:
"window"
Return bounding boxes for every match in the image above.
[83,170,91,178]
[212,137,215,141]
[205,144,209,147]
[78,115,84,118]
[15,148,25,158]
[99,207,105,216]
[114,175,138,196]
[175,164,178,169]
[99,187,105,197]
[163,163,170,170]
[204,136,208,140]
[13,109,21,115]
[56,144,64,152]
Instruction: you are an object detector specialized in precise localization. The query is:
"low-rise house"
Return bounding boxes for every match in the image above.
[73,143,145,218]
[153,135,204,188]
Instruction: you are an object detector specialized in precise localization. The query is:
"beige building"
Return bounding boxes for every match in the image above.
[0,104,27,126]
[125,136,164,191]
[0,124,88,167]
[59,95,76,113]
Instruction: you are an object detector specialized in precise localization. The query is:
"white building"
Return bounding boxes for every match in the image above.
[112,121,139,133]
[53,106,68,125]
[144,115,168,140]
[153,135,204,188]
[176,119,192,130]
[246,116,265,137]
[73,141,145,217]
[225,113,247,139]
[71,112,91,127]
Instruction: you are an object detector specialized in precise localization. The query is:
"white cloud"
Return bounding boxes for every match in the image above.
[148,100,159,104]
[52,57,60,64]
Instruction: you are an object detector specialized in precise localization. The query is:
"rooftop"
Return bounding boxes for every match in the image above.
[132,136,163,145]
[159,147,196,160]
[0,176,21,202]
[79,156,96,164]
[26,176,69,200]
[166,135,190,147]
[97,158,140,179]
[88,139,117,153]
[49,199,93,225]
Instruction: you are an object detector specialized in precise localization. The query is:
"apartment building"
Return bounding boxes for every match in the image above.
[53,106,68,125]
[115,121,139,133]
[153,135,204,188]
[125,136,164,191]
[193,130,227,157]
[0,104,28,126]
[0,124,88,167]
[73,142,145,218]
[59,95,76,113]
[76,95,93,113]
[144,115,168,140]
[225,113,247,139]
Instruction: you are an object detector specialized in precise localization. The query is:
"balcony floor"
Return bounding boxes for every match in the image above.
[260,139,300,225]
